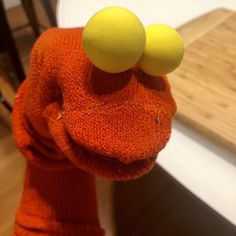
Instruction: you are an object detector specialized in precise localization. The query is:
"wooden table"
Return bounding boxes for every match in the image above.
[170,9,236,151]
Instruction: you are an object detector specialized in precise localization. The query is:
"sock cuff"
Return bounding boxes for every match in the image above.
[13,162,104,236]
[15,211,105,236]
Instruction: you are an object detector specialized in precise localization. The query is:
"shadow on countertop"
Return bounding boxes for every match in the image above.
[113,165,236,236]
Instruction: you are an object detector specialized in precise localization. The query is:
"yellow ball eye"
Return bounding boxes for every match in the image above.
[82,7,146,73]
[138,24,184,76]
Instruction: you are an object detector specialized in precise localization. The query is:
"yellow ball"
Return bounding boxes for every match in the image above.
[138,24,184,76]
[82,7,146,73]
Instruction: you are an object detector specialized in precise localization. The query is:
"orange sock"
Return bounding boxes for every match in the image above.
[12,27,176,235]
[14,162,104,236]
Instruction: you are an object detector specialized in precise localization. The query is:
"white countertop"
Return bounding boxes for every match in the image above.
[159,120,236,225]
[57,0,236,225]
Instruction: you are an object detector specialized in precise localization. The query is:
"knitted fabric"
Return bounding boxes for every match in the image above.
[12,27,176,235]
[13,163,104,236]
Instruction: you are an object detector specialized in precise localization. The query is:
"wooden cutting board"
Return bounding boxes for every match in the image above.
[169,9,236,151]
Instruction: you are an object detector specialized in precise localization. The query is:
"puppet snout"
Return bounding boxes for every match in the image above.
[63,102,172,164]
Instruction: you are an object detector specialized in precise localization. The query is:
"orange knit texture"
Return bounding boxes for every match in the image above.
[12,27,176,235]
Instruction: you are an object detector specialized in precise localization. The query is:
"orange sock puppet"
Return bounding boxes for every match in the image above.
[12,7,183,236]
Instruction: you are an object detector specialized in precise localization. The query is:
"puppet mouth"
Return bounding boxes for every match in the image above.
[63,102,172,165]
[42,101,173,179]
[67,140,157,179]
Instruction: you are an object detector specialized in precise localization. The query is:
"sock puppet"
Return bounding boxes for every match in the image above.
[12,7,183,236]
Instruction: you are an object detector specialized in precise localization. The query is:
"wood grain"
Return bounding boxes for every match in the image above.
[0,121,26,236]
[177,8,234,46]
[170,9,236,151]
